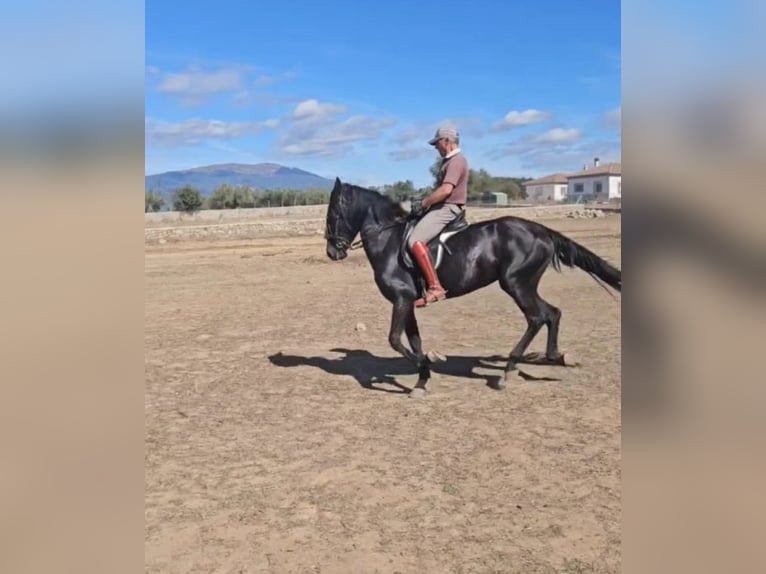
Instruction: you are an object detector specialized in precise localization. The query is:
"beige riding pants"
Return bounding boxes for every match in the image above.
[407,203,464,249]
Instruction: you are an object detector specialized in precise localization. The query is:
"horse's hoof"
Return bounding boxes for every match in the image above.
[409,387,427,399]
[491,376,508,390]
[426,350,446,363]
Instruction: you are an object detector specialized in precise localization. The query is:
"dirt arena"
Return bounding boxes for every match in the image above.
[145,211,622,573]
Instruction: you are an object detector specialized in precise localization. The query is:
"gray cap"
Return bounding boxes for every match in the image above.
[428,126,459,145]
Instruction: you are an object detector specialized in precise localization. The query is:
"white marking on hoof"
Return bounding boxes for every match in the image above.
[491,376,508,390]
[426,350,446,363]
[409,387,427,399]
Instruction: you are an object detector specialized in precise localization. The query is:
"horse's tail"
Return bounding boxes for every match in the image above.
[546,228,621,292]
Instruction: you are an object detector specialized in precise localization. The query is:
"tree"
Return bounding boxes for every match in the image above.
[172,185,203,213]
[375,166,532,204]
[145,190,164,213]
[429,159,441,186]
[303,188,330,205]
[207,184,256,209]
[415,186,431,197]
[383,180,416,202]
[467,168,493,201]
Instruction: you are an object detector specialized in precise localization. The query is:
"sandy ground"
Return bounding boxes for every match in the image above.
[145,214,622,573]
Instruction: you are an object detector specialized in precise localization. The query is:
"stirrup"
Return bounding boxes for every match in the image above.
[415,287,447,308]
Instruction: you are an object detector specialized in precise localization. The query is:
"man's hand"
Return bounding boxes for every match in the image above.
[410,200,425,218]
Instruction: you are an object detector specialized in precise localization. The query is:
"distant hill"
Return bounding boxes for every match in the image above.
[145,163,335,196]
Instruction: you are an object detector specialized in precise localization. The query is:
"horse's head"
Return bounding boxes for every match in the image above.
[325,177,358,261]
[325,177,407,260]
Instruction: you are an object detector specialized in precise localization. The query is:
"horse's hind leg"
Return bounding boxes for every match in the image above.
[502,283,546,374]
[501,279,569,379]
[498,256,549,382]
[540,299,562,362]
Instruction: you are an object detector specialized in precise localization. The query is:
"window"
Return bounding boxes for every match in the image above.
[595,182,603,194]
[574,183,584,193]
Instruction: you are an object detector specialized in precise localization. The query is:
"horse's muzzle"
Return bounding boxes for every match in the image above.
[326,242,348,261]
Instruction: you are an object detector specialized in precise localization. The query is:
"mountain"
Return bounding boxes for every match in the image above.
[145,163,335,195]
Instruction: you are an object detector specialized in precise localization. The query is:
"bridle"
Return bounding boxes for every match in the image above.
[325,224,364,251]
[325,190,364,251]
[325,185,410,252]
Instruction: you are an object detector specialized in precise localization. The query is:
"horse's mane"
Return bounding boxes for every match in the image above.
[341,182,409,221]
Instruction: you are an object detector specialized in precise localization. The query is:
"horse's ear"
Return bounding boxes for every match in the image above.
[333,177,342,191]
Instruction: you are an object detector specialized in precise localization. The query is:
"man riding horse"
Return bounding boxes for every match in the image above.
[408,126,469,307]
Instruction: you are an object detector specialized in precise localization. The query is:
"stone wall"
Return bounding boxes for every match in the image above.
[145,204,329,227]
[145,204,599,244]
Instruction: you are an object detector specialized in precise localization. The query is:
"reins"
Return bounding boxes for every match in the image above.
[348,219,404,250]
[326,183,410,251]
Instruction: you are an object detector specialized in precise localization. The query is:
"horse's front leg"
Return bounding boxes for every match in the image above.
[404,305,433,394]
[388,301,430,398]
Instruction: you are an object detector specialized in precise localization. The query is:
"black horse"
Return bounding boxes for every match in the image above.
[324,177,621,396]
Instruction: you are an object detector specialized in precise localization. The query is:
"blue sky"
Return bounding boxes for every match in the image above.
[146,0,621,188]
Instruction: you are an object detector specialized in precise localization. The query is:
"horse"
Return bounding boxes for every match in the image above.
[324,177,621,397]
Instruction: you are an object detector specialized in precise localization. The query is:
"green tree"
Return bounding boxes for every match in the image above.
[429,159,441,185]
[383,180,416,202]
[467,168,493,201]
[172,185,203,213]
[304,188,330,205]
[415,186,431,197]
[208,184,256,209]
[145,190,164,213]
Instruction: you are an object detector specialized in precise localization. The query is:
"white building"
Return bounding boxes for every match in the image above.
[522,173,569,203]
[567,160,621,202]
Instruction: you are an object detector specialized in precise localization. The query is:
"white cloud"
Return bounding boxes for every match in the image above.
[291,98,347,121]
[535,128,582,144]
[485,126,618,173]
[253,70,297,87]
[157,67,245,95]
[151,64,296,109]
[391,118,484,155]
[229,91,255,108]
[492,109,552,131]
[394,127,423,146]
[149,66,299,110]
[278,112,395,157]
[389,148,434,162]
[145,117,279,147]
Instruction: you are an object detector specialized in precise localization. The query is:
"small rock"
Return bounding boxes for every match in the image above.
[355,322,367,332]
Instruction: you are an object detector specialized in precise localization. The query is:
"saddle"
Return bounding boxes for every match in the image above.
[400,209,470,270]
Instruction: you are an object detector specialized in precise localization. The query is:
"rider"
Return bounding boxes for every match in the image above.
[408,126,469,307]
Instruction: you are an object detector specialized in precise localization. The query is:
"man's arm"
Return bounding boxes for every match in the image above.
[421,183,454,208]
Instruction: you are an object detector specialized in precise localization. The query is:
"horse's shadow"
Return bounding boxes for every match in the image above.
[268,348,566,393]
